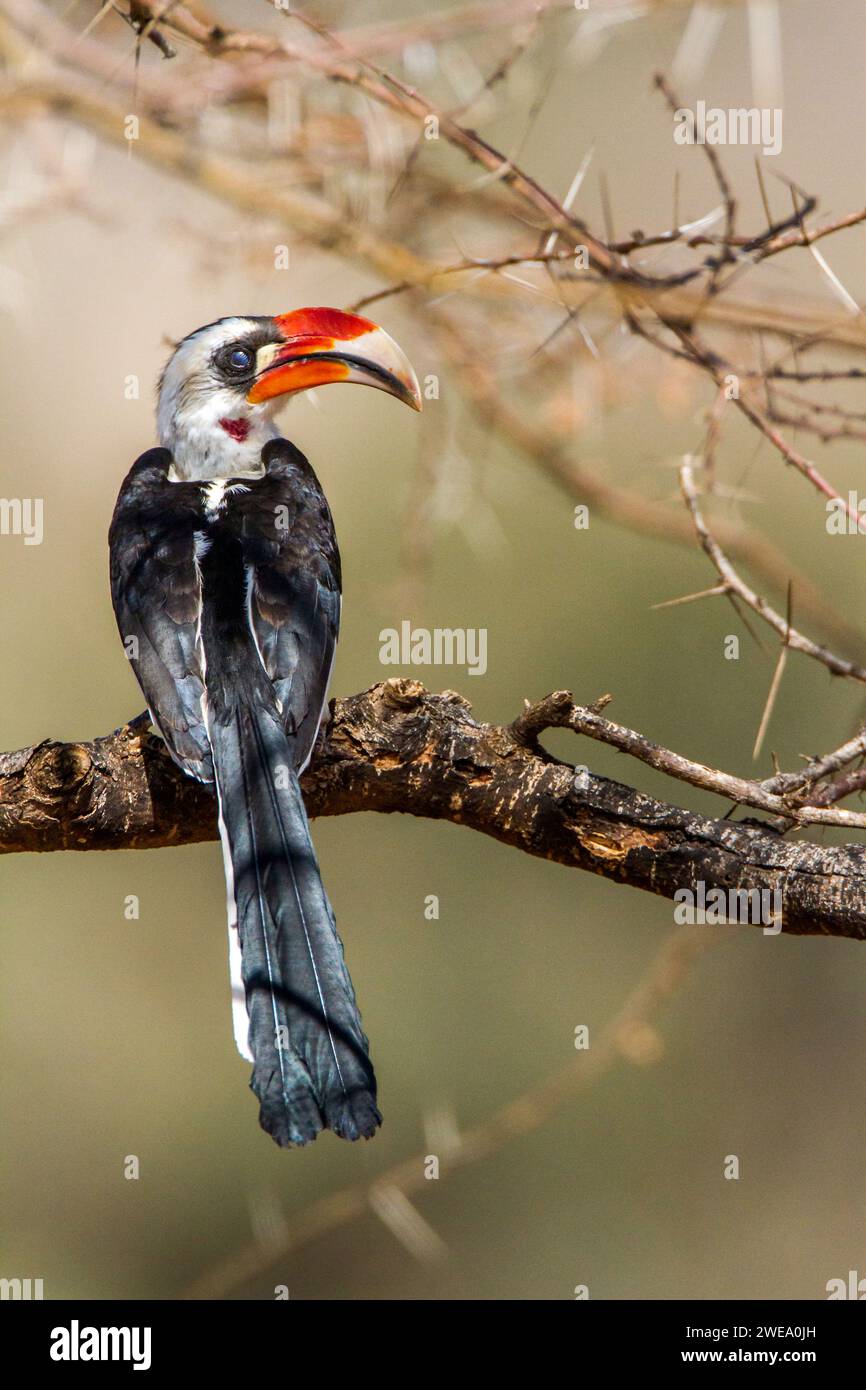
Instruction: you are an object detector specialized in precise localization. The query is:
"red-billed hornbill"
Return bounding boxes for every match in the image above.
[109,309,421,1147]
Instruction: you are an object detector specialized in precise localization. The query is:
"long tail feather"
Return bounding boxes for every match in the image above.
[208,701,380,1147]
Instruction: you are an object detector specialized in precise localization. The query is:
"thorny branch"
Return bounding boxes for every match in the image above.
[3,679,866,938]
[676,463,866,684]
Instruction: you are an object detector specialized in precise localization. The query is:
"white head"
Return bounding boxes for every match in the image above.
[156,309,422,483]
[157,316,281,481]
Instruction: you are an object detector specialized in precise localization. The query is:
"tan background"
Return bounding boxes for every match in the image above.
[2,0,866,1299]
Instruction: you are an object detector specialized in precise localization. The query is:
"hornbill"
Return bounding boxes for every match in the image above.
[109,309,421,1147]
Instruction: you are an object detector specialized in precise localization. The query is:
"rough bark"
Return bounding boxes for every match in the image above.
[1,678,864,940]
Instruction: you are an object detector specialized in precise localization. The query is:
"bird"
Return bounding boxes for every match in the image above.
[109,309,421,1147]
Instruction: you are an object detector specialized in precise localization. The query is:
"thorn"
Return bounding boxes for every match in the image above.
[753,644,788,760]
[543,146,594,257]
[755,156,772,229]
[651,584,727,611]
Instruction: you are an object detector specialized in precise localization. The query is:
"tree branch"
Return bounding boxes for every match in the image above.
[2,679,864,940]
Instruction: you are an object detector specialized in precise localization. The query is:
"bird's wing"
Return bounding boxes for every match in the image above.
[238,439,342,770]
[109,449,213,783]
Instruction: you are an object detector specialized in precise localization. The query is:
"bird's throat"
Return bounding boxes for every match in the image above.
[166,416,278,482]
[219,417,251,442]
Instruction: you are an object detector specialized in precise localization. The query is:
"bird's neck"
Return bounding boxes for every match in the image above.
[166,423,279,481]
[162,410,280,482]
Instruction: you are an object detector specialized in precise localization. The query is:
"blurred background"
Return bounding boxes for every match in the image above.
[2,0,866,1300]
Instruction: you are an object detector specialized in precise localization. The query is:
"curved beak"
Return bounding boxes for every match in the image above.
[247,307,422,411]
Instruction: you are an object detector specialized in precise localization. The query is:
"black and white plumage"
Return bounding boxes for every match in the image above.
[109,311,420,1146]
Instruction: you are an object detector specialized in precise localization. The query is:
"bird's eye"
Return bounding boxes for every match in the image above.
[227,347,253,372]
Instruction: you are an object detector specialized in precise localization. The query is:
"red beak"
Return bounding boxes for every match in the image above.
[247,308,422,411]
